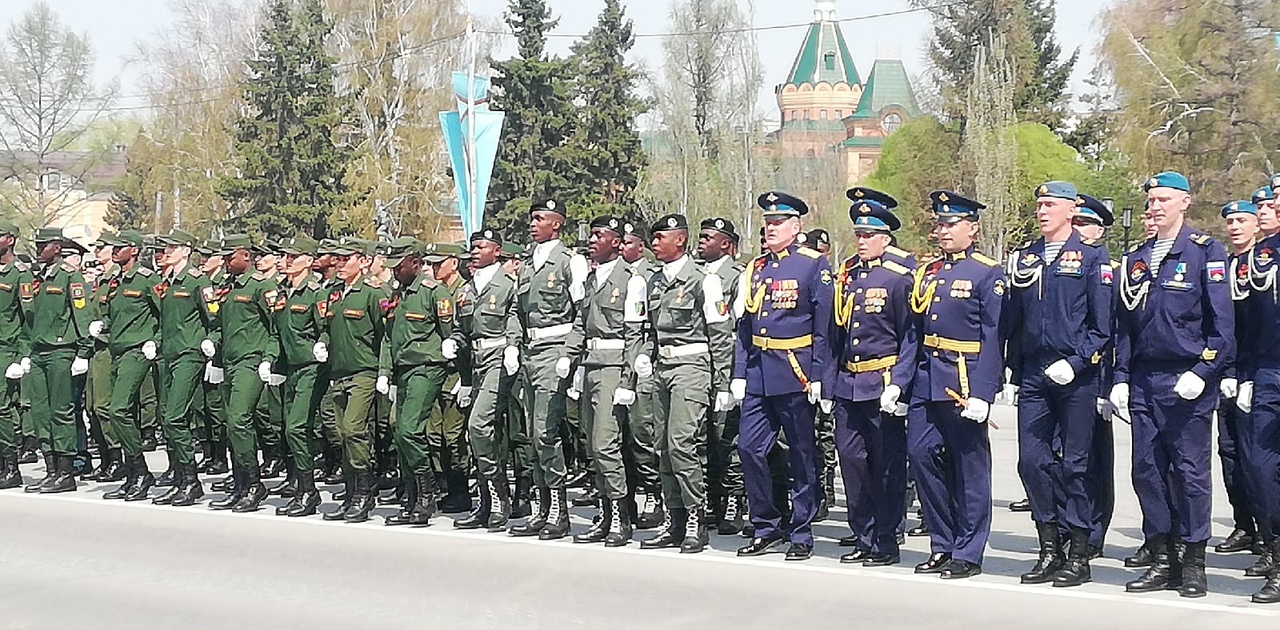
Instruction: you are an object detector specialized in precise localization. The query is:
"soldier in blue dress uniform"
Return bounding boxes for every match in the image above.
[898,191,1005,580]
[1003,182,1113,588]
[829,190,917,567]
[1110,172,1234,598]
[733,191,834,562]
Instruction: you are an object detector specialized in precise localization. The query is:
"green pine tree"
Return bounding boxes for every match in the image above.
[217,0,355,240]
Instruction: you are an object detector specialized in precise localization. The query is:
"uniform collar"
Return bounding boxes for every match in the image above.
[472,262,501,294]
[767,244,796,260]
[850,256,882,270]
[662,255,690,278]
[942,247,973,262]
[594,258,620,284]
[532,239,562,270]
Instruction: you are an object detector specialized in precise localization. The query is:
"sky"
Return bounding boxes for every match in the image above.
[0,0,1115,126]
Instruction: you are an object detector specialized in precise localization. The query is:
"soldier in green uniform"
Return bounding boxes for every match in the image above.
[637,215,735,554]
[82,234,124,482]
[252,242,287,481]
[620,223,664,529]
[311,240,344,483]
[425,243,472,513]
[322,240,388,522]
[379,238,454,525]
[271,236,328,517]
[568,217,648,546]
[451,230,521,530]
[205,234,277,512]
[24,228,92,494]
[149,229,212,506]
[697,218,748,534]
[498,242,533,519]
[0,221,31,489]
[366,243,399,499]
[509,200,589,540]
[94,231,163,501]
[196,241,230,477]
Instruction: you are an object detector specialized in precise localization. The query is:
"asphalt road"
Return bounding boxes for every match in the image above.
[1,403,1277,630]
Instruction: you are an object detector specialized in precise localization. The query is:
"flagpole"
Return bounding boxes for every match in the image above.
[466,8,479,236]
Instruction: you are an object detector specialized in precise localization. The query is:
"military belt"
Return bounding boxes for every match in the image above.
[658,342,709,358]
[474,337,508,350]
[587,338,625,351]
[528,323,572,340]
[751,334,813,351]
[845,355,897,373]
[923,335,980,354]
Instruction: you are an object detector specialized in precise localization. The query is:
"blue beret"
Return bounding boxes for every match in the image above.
[1076,194,1114,227]
[846,187,898,209]
[1254,186,1275,204]
[1142,171,1190,193]
[849,199,901,232]
[1221,200,1258,217]
[929,190,985,223]
[758,191,809,217]
[1271,174,1280,191]
[1035,181,1078,201]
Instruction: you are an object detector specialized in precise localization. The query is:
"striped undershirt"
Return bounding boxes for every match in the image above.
[1150,238,1175,275]
[1043,241,1065,265]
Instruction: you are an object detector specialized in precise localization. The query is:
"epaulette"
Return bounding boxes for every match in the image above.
[14,261,28,272]
[59,261,77,273]
[363,275,384,289]
[883,260,912,275]
[306,279,321,292]
[971,252,999,267]
[797,246,821,259]
[1190,232,1212,246]
[421,276,440,289]
[251,271,268,281]
[188,267,203,278]
[886,245,910,258]
[137,266,153,277]
[1126,242,1143,254]
[732,263,745,273]
[1014,240,1033,252]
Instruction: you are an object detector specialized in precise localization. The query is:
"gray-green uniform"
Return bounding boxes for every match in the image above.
[570,246,647,542]
[451,257,521,526]
[625,255,663,519]
[701,254,747,524]
[640,248,733,550]
[427,272,469,502]
[379,261,454,523]
[0,252,32,485]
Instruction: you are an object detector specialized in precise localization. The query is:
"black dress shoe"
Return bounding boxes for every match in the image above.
[1088,544,1104,560]
[863,553,900,567]
[940,559,982,579]
[839,548,871,564]
[838,534,860,547]
[1215,528,1255,554]
[785,543,812,561]
[737,535,784,557]
[914,552,952,574]
[1124,542,1154,567]
[1008,499,1030,512]
[907,524,929,537]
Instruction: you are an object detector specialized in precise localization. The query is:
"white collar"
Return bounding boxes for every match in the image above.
[662,255,689,278]
[594,258,620,283]
[472,262,501,293]
[532,239,561,270]
[704,256,729,273]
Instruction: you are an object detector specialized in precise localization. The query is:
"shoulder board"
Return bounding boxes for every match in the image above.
[1125,242,1142,254]
[1190,233,1211,246]
[797,246,821,259]
[13,261,28,272]
[1015,240,1033,252]
[971,252,999,267]
[421,276,440,289]
[251,271,268,281]
[137,266,153,277]
[363,276,383,289]
[188,267,203,278]
[60,261,77,273]
[1079,238,1102,247]
[732,263,745,273]
[882,260,912,276]
[1111,259,1120,267]
[886,245,909,257]
[306,279,321,291]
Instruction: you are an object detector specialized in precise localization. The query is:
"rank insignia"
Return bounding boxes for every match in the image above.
[153,282,169,298]
[1100,264,1113,286]
[1207,261,1226,282]
[634,301,646,317]
[993,279,1006,296]
[610,288,619,304]
[317,300,329,318]
[71,282,86,309]
[820,269,832,285]
[1021,253,1040,266]
[436,298,453,318]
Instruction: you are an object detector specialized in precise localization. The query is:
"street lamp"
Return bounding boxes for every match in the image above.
[1117,200,1134,251]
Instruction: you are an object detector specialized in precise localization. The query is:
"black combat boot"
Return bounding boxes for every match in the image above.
[322,470,354,521]
[231,465,268,513]
[18,435,37,464]
[385,473,420,526]
[486,477,511,531]
[573,498,613,544]
[1021,522,1065,584]
[205,442,230,475]
[209,466,246,510]
[718,495,745,535]
[102,456,137,500]
[170,463,205,507]
[509,486,551,537]
[680,508,708,553]
[141,426,158,452]
[0,453,21,489]
[408,471,438,525]
[99,449,127,482]
[1217,527,1255,554]
[1124,539,1156,567]
[342,470,377,523]
[1253,539,1280,604]
[453,475,491,529]
[40,455,78,494]
[1248,539,1277,577]
[152,465,183,505]
[123,455,155,502]
[1126,535,1179,592]
[259,445,285,479]
[438,470,471,513]
[284,469,321,517]
[538,488,570,540]
[1178,541,1208,598]
[24,453,54,493]
[510,476,532,519]
[1053,527,1093,587]
[641,507,686,550]
[155,450,177,487]
[605,499,634,548]
[635,487,665,530]
[195,442,213,473]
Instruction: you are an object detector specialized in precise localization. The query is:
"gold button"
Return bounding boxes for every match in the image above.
[934,297,940,302]
[760,328,767,334]
[854,355,861,361]
[765,278,772,283]
[854,306,861,312]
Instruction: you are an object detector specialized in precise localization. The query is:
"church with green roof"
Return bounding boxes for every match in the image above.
[771,1,921,184]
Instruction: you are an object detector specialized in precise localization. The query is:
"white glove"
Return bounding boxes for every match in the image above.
[614,388,637,407]
[1238,381,1254,413]
[142,340,158,361]
[457,386,473,408]
[268,373,286,387]
[572,367,584,393]
[200,339,216,358]
[819,399,834,415]
[713,390,733,412]
[503,346,519,376]
[70,357,89,376]
[807,381,823,406]
[1096,397,1116,420]
[1174,371,1206,400]
[88,320,104,338]
[388,385,397,403]
[376,375,390,395]
[312,341,328,363]
[880,384,902,415]
[567,386,580,401]
[960,397,990,423]
[634,354,653,379]
[257,361,272,383]
[894,402,909,416]
[730,378,747,401]
[1220,377,1239,399]
[555,357,571,379]
[442,338,459,360]
[1044,359,1075,386]
[20,357,29,375]
[1109,383,1130,420]
[1001,383,1019,403]
[204,363,224,384]
[3,363,23,380]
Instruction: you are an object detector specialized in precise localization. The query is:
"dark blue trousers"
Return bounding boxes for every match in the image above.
[834,399,907,556]
[739,392,819,546]
[1087,413,1114,547]
[1242,369,1280,542]
[907,399,991,565]
[1217,393,1257,536]
[1129,367,1214,544]
[1017,370,1097,531]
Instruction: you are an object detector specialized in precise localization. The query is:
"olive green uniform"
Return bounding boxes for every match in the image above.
[197,267,228,469]
[626,258,661,497]
[26,258,93,457]
[209,270,280,469]
[326,274,388,474]
[276,276,328,476]
[254,271,286,472]
[157,262,213,467]
[427,275,467,480]
[0,259,32,461]
[86,264,120,456]
[100,263,163,458]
